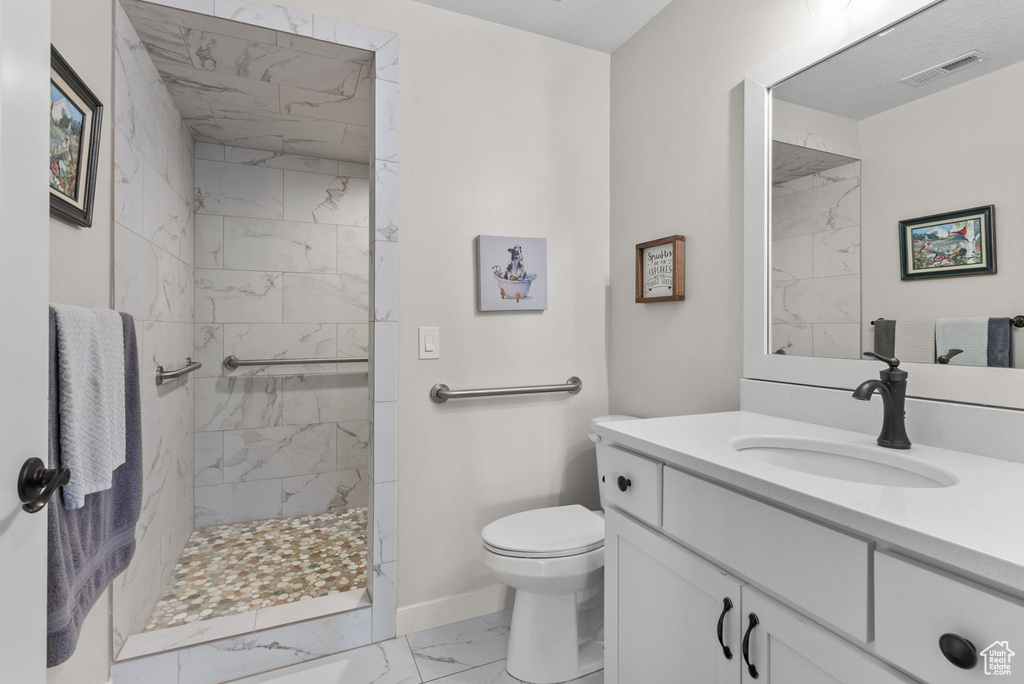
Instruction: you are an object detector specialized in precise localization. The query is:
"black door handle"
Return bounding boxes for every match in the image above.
[616,476,631,492]
[18,457,70,513]
[742,613,760,679]
[939,633,978,670]
[716,597,733,659]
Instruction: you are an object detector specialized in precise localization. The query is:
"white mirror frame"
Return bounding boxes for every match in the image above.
[743,0,1024,409]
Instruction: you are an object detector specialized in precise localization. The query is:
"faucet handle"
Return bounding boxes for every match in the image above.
[863,351,901,368]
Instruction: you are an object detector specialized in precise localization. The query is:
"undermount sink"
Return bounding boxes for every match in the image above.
[731,436,957,489]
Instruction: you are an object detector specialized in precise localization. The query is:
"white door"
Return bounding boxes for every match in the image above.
[0,0,55,680]
[739,587,914,684]
[605,508,743,684]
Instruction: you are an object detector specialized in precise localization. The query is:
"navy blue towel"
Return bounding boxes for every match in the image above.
[987,317,1013,368]
[47,309,142,667]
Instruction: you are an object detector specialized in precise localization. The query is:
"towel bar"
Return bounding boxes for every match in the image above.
[430,377,582,403]
[156,358,202,385]
[871,316,1024,328]
[224,355,368,369]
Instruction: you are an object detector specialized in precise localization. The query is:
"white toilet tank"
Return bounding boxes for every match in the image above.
[589,415,638,510]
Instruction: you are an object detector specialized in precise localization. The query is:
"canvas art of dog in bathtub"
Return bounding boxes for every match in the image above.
[491,244,538,303]
[478,235,547,311]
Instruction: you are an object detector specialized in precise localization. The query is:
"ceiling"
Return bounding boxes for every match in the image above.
[773,0,1024,120]
[412,0,674,53]
[122,0,373,163]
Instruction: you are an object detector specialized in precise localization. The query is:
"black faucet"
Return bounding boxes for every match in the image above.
[852,352,912,450]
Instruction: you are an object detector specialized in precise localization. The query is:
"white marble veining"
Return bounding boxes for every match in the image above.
[124,0,276,44]
[195,159,283,219]
[282,273,369,323]
[195,214,224,269]
[811,323,861,360]
[195,269,283,324]
[338,226,370,276]
[224,145,339,173]
[253,588,370,631]
[773,176,860,241]
[771,234,812,282]
[338,420,370,471]
[214,0,313,36]
[375,38,399,83]
[339,323,370,358]
[118,611,258,661]
[370,401,396,483]
[194,376,283,431]
[429,660,520,684]
[373,241,398,321]
[811,223,860,278]
[374,80,399,163]
[224,217,338,273]
[223,423,337,482]
[237,637,417,684]
[284,171,370,225]
[282,468,368,516]
[373,481,396,564]
[407,611,513,681]
[195,478,282,525]
[275,32,374,65]
[282,373,369,424]
[372,322,398,403]
[370,560,397,646]
[280,84,373,127]
[193,323,223,377]
[312,14,397,53]
[194,431,224,486]
[772,275,860,326]
[771,323,813,356]
[372,160,399,241]
[224,323,339,375]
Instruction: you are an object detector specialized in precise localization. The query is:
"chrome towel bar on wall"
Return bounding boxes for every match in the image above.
[223,355,369,369]
[155,358,202,386]
[430,377,582,403]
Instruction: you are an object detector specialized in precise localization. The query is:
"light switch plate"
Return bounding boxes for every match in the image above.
[418,326,440,359]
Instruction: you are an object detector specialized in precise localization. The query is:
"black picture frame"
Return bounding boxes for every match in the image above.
[49,45,103,227]
[899,205,996,281]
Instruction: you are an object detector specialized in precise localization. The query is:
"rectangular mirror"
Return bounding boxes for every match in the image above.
[745,0,1024,407]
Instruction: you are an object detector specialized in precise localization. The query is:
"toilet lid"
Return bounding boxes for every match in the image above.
[482,505,604,558]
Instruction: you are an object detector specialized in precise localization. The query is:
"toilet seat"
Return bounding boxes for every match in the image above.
[481,504,604,559]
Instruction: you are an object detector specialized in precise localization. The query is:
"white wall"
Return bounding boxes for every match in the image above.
[48,0,115,681]
[609,0,816,417]
[277,0,611,629]
[859,60,1024,359]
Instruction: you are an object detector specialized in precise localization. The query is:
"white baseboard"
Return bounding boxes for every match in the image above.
[396,584,515,636]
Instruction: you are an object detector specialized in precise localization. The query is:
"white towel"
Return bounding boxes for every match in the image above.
[936,317,989,367]
[893,318,935,364]
[51,305,126,509]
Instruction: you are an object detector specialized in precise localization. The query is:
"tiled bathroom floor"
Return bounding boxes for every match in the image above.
[237,610,604,684]
[144,508,368,631]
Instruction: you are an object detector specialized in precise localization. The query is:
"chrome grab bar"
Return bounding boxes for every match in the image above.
[156,358,202,385]
[224,355,369,369]
[430,377,582,403]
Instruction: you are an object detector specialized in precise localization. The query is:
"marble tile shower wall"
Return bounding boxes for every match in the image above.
[112,1,197,652]
[192,143,371,526]
[772,161,862,359]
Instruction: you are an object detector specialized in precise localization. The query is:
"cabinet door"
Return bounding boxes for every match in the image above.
[739,587,915,684]
[605,508,742,684]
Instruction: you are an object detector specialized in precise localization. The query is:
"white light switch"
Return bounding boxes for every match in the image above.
[418,326,440,359]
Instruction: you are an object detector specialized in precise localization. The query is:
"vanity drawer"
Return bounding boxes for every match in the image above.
[875,551,1024,682]
[600,445,662,527]
[662,466,870,642]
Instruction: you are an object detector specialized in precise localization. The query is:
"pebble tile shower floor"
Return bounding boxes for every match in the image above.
[144,508,368,631]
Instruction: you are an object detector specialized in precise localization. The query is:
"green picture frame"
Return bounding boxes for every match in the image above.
[899,205,996,281]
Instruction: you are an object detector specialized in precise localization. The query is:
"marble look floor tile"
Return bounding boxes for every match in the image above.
[112,650,178,684]
[194,376,283,431]
[426,659,519,684]
[337,420,370,471]
[282,373,369,424]
[235,637,419,683]
[118,612,257,660]
[282,469,368,516]
[282,273,369,324]
[275,32,374,65]
[196,159,283,219]
[223,217,338,273]
[195,269,283,324]
[177,606,371,684]
[283,171,370,225]
[338,225,370,276]
[195,479,282,525]
[223,423,337,482]
[407,611,513,681]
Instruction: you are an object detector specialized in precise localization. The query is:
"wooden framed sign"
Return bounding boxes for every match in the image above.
[635,235,685,303]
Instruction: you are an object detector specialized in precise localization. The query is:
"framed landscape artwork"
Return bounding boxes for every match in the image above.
[478,235,548,311]
[899,205,996,280]
[50,46,103,227]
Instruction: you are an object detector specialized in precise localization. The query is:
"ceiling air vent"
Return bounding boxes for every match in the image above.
[900,51,988,87]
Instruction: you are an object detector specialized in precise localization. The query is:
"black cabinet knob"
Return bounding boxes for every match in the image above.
[616,476,631,492]
[939,633,978,670]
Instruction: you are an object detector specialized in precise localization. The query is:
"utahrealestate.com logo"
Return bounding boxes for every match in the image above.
[981,641,1015,676]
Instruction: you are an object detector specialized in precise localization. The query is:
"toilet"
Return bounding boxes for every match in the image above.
[481,415,638,684]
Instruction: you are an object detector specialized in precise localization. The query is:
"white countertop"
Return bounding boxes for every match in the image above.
[596,411,1024,595]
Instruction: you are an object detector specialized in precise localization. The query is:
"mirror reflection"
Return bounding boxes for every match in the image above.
[769,0,1024,368]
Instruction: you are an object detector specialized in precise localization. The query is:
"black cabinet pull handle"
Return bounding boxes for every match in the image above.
[716,597,733,660]
[742,613,760,679]
[17,457,70,513]
[939,633,978,670]
[616,476,631,492]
